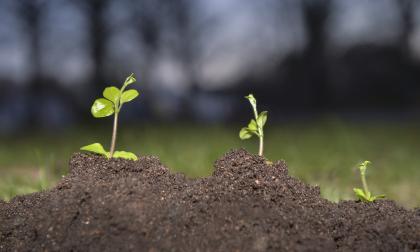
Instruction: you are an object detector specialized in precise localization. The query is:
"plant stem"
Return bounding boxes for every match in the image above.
[252,106,259,121]
[361,172,369,196]
[252,103,264,156]
[110,111,118,157]
[258,135,263,156]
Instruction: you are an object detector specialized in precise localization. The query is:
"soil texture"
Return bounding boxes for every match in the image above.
[0,149,419,251]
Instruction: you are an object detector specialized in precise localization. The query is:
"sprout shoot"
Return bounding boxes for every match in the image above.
[239,94,268,156]
[80,73,139,160]
[353,161,386,202]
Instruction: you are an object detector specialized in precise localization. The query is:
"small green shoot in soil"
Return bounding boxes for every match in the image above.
[239,94,268,156]
[81,73,139,161]
[353,161,386,202]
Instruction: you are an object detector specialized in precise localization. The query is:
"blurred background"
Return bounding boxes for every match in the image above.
[1,0,420,207]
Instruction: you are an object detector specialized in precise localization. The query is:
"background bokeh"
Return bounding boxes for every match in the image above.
[1,0,420,207]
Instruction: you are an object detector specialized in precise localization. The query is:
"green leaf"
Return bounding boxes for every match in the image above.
[103,86,120,104]
[113,151,138,161]
[124,73,136,86]
[91,98,114,118]
[257,111,268,128]
[239,127,253,140]
[80,143,111,158]
[353,188,368,201]
[121,89,139,103]
[248,119,258,131]
[371,194,386,201]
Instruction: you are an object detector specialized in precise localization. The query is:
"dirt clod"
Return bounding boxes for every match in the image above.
[1,149,419,251]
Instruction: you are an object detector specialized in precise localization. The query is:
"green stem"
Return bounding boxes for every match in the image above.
[110,85,126,158]
[252,106,259,121]
[252,105,264,156]
[361,171,370,196]
[110,111,118,157]
[258,134,263,156]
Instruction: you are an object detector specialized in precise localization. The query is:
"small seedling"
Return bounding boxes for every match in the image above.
[353,161,385,202]
[239,94,268,156]
[80,73,139,161]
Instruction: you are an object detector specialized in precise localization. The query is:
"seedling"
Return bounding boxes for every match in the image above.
[239,94,268,156]
[80,73,139,161]
[353,161,385,202]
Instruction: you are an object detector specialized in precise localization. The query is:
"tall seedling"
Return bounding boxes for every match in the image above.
[81,73,139,160]
[239,94,268,156]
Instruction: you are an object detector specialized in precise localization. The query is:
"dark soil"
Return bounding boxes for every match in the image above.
[1,149,419,251]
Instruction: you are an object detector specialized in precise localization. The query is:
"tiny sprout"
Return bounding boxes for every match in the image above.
[239,94,268,156]
[80,73,139,161]
[353,161,386,202]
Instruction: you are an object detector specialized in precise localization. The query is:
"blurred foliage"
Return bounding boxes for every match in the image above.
[0,120,420,208]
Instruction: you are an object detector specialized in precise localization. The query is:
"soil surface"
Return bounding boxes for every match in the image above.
[1,149,419,251]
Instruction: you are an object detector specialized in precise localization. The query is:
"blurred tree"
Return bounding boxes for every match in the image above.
[130,0,197,118]
[300,0,331,108]
[266,0,331,111]
[16,0,47,89]
[397,0,414,56]
[74,0,111,92]
[131,0,194,75]
[131,0,160,58]
[12,0,79,128]
[395,0,420,106]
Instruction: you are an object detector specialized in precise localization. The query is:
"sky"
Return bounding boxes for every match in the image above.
[0,0,418,89]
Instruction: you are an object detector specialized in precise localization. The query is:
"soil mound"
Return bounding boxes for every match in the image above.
[0,149,419,251]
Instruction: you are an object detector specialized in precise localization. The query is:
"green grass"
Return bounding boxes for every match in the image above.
[1,120,420,208]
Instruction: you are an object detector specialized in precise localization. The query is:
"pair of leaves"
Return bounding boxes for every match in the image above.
[80,143,138,161]
[91,74,139,118]
[239,111,268,140]
[103,87,139,105]
[353,188,386,202]
[91,89,139,118]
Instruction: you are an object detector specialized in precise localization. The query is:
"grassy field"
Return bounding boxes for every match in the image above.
[1,120,420,208]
